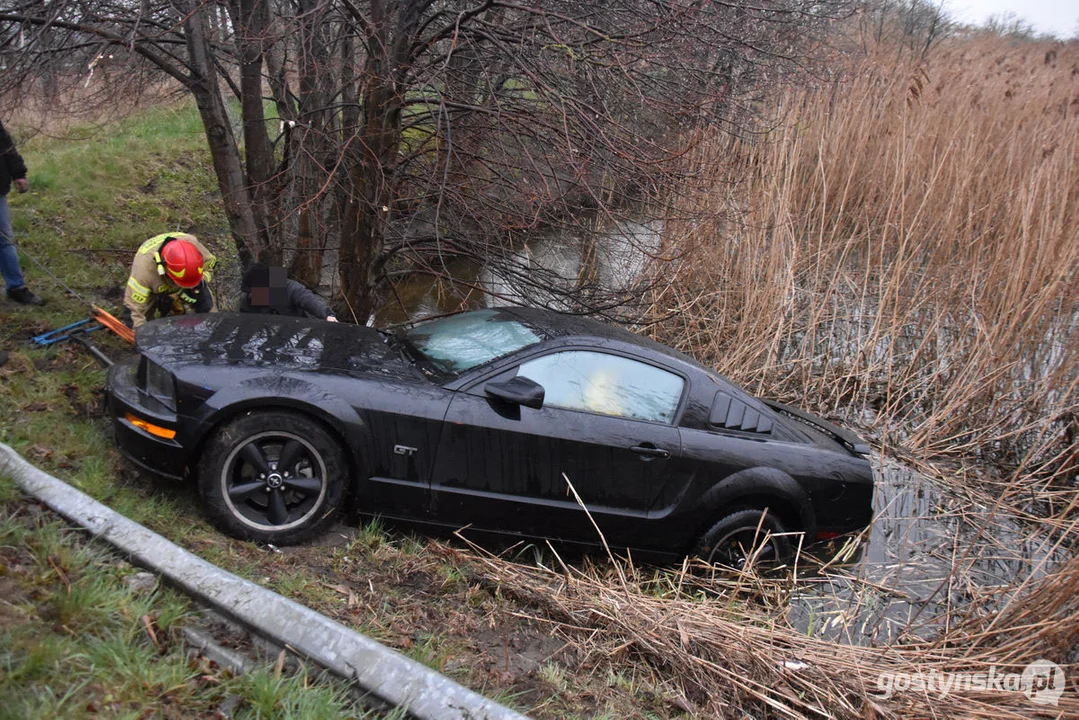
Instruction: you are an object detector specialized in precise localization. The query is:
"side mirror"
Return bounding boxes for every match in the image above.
[485,376,545,409]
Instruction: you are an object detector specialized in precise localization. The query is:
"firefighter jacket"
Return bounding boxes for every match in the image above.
[124,233,217,328]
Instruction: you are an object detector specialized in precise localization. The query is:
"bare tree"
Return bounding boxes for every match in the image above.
[0,0,851,318]
[859,0,953,57]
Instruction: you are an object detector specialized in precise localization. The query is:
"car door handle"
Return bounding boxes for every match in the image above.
[630,444,671,459]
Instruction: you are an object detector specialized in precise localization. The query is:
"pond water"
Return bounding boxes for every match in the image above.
[374,219,662,326]
[786,458,1067,645]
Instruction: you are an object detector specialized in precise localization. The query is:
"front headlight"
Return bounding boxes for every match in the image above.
[138,357,177,412]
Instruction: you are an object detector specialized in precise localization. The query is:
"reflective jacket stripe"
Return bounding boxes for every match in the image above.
[137,233,175,255]
[127,275,151,295]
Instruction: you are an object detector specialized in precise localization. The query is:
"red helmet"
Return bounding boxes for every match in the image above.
[161,238,205,288]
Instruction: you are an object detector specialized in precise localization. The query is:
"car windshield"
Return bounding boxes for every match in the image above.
[399,309,542,375]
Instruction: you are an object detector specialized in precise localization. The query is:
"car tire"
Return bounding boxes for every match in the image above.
[694,508,792,568]
[198,411,347,544]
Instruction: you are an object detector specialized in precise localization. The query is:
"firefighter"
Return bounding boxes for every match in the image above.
[123,233,217,328]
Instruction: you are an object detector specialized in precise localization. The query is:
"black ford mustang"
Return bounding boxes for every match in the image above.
[106,308,874,563]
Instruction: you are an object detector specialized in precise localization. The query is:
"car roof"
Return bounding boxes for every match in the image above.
[495,306,714,375]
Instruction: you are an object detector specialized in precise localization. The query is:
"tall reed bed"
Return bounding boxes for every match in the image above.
[654,37,1079,508]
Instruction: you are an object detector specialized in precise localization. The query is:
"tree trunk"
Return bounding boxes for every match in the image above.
[228,0,276,264]
[179,1,262,265]
[334,28,361,305]
[289,0,336,288]
[339,0,426,320]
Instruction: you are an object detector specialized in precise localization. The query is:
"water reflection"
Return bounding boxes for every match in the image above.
[787,458,1065,645]
[377,219,662,326]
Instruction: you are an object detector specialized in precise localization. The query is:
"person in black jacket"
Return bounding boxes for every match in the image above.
[239,263,337,321]
[0,120,43,305]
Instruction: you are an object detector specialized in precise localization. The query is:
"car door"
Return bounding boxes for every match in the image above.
[349,379,456,519]
[429,349,685,547]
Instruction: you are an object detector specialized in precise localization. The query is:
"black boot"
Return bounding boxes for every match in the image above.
[7,286,45,306]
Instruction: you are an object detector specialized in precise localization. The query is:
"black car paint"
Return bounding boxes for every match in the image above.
[106,310,874,555]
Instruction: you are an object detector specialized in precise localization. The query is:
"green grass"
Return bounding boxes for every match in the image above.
[7,101,232,323]
[0,481,392,719]
[0,106,387,718]
[0,105,229,521]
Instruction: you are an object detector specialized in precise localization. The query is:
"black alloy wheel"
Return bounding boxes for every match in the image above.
[199,411,346,544]
[695,508,793,569]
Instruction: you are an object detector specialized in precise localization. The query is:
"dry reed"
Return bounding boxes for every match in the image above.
[651,36,1079,509]
[460,535,1079,718]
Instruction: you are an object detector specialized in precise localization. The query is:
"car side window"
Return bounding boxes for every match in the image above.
[517,350,684,424]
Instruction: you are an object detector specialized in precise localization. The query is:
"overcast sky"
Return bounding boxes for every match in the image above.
[945,0,1079,37]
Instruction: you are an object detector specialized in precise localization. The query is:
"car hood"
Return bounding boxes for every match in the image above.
[136,313,414,379]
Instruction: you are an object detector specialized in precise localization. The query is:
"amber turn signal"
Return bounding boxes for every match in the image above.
[125,413,177,439]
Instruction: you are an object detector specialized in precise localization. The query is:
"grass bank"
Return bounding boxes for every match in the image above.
[0,480,394,719]
[0,103,394,719]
